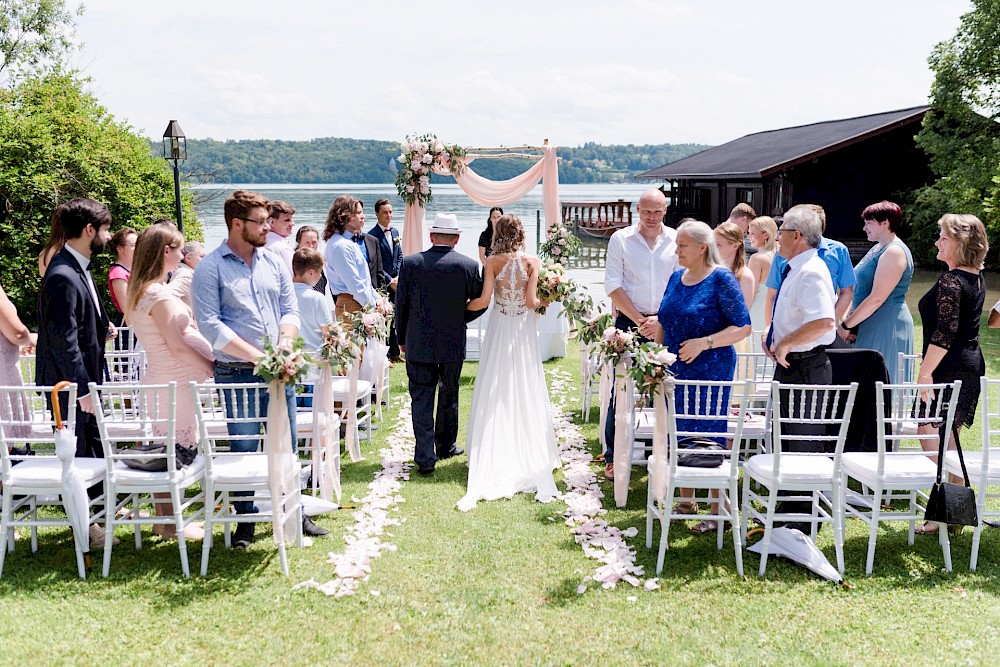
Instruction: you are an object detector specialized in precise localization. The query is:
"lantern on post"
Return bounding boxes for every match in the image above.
[161,120,187,233]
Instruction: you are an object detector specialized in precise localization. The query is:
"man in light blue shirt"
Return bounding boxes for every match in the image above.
[322,194,377,320]
[192,190,327,545]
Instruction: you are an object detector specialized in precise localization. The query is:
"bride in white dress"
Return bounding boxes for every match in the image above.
[456,214,561,512]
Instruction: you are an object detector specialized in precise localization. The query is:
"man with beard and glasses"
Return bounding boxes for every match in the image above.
[192,190,328,546]
[35,197,119,547]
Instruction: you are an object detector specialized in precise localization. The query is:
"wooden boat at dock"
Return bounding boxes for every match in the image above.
[561,200,632,238]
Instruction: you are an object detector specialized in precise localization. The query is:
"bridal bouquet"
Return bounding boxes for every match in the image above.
[539,220,581,267]
[594,326,639,367]
[317,321,361,375]
[395,133,466,207]
[254,336,312,385]
[534,263,575,315]
[346,306,390,344]
[574,311,613,347]
[628,343,677,399]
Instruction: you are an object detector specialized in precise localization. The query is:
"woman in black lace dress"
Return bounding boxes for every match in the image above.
[477,207,503,264]
[915,214,989,534]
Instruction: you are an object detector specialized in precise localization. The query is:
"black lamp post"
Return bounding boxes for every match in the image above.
[161,120,187,233]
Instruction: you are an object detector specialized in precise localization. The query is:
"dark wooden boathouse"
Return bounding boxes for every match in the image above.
[637,106,933,240]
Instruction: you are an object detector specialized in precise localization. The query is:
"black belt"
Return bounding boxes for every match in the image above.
[214,360,256,370]
[785,346,828,363]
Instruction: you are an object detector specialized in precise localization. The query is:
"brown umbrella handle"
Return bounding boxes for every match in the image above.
[51,381,72,429]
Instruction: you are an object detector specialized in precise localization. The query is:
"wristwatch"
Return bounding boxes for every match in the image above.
[705,336,714,349]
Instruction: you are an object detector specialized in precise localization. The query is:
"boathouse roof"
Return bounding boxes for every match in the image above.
[638,106,929,180]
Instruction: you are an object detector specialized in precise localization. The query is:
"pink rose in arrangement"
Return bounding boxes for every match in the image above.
[652,349,677,367]
[421,152,433,165]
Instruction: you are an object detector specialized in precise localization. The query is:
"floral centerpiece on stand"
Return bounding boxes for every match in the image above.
[574,311,614,347]
[627,343,677,400]
[395,134,467,207]
[539,219,581,267]
[253,336,312,385]
[317,321,361,376]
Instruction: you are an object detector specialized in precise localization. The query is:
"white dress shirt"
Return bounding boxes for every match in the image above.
[604,225,677,315]
[64,244,102,309]
[265,231,295,275]
[771,248,836,352]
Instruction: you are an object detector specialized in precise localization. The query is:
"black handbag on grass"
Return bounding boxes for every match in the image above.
[676,437,726,468]
[924,426,978,527]
[121,443,197,472]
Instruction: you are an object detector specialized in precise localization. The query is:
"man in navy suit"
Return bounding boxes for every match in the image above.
[395,213,486,475]
[368,198,403,361]
[36,197,113,458]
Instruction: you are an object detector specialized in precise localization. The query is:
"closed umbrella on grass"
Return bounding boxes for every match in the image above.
[747,527,843,584]
[52,381,91,578]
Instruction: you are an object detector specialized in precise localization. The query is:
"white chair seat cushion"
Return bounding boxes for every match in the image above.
[945,450,1000,481]
[842,452,938,486]
[208,454,269,485]
[293,411,340,436]
[329,377,373,398]
[5,458,106,487]
[109,456,206,486]
[745,454,834,483]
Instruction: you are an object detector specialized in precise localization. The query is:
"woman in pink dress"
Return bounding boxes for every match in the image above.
[125,223,214,540]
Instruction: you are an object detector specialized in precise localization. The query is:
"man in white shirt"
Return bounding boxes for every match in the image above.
[602,188,677,479]
[765,204,836,531]
[264,200,296,274]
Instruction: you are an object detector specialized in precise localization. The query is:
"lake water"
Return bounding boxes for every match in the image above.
[192,183,649,263]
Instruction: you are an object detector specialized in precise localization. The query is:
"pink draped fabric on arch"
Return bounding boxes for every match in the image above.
[401,145,560,256]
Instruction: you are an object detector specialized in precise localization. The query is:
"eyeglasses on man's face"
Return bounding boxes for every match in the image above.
[238,216,271,227]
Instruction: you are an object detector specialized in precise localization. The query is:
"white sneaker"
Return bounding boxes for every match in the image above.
[88,524,120,548]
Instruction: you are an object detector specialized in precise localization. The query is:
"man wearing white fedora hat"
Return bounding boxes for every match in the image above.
[395,212,487,475]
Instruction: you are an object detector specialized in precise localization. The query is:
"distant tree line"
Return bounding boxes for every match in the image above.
[158,137,713,185]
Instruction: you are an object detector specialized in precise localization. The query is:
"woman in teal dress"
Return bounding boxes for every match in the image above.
[838,201,914,383]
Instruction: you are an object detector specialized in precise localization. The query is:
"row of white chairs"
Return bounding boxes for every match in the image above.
[1,380,344,579]
[640,376,1000,577]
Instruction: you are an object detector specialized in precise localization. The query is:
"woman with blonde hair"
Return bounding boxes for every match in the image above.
[126,223,214,540]
[746,216,778,345]
[914,213,989,534]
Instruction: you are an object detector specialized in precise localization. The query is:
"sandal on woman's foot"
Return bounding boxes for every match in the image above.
[914,522,939,535]
[672,502,699,515]
[690,519,727,534]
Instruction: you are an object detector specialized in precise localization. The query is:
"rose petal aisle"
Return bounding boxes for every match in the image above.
[294,396,414,597]
[546,368,659,594]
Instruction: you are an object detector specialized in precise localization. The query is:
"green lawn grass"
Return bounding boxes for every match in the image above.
[3,318,1000,666]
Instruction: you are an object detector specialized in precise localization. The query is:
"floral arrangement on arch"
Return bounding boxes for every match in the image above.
[627,342,677,399]
[317,321,362,375]
[539,219,581,267]
[395,134,467,207]
[346,305,390,345]
[593,326,639,368]
[254,337,312,385]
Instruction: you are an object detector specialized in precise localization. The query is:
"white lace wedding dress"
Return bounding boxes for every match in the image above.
[457,253,561,511]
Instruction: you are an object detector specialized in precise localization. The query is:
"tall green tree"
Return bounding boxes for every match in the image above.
[910,0,1000,264]
[0,72,201,326]
[0,0,81,86]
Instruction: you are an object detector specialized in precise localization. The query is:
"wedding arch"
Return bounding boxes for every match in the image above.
[395,135,561,255]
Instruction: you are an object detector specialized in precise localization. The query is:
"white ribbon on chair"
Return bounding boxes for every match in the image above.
[312,367,342,503]
[598,363,612,451]
[649,376,674,504]
[342,357,363,462]
[266,380,300,548]
[361,337,389,420]
[612,361,631,507]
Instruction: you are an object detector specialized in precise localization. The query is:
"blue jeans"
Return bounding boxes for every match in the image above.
[214,363,298,514]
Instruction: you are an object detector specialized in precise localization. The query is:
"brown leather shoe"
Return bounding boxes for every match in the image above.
[389,355,404,363]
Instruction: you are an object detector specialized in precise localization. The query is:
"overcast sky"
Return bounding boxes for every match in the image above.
[73,0,970,147]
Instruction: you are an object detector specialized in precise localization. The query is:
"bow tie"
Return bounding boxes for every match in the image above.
[353,234,364,243]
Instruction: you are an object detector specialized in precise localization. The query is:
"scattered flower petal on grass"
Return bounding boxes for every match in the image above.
[297,396,413,598]
[546,367,657,595]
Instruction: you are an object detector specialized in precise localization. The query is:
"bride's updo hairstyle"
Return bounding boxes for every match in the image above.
[491,214,525,255]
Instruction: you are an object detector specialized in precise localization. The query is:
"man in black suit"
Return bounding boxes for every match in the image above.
[36,198,116,544]
[395,213,486,475]
[368,198,403,361]
[36,197,113,456]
